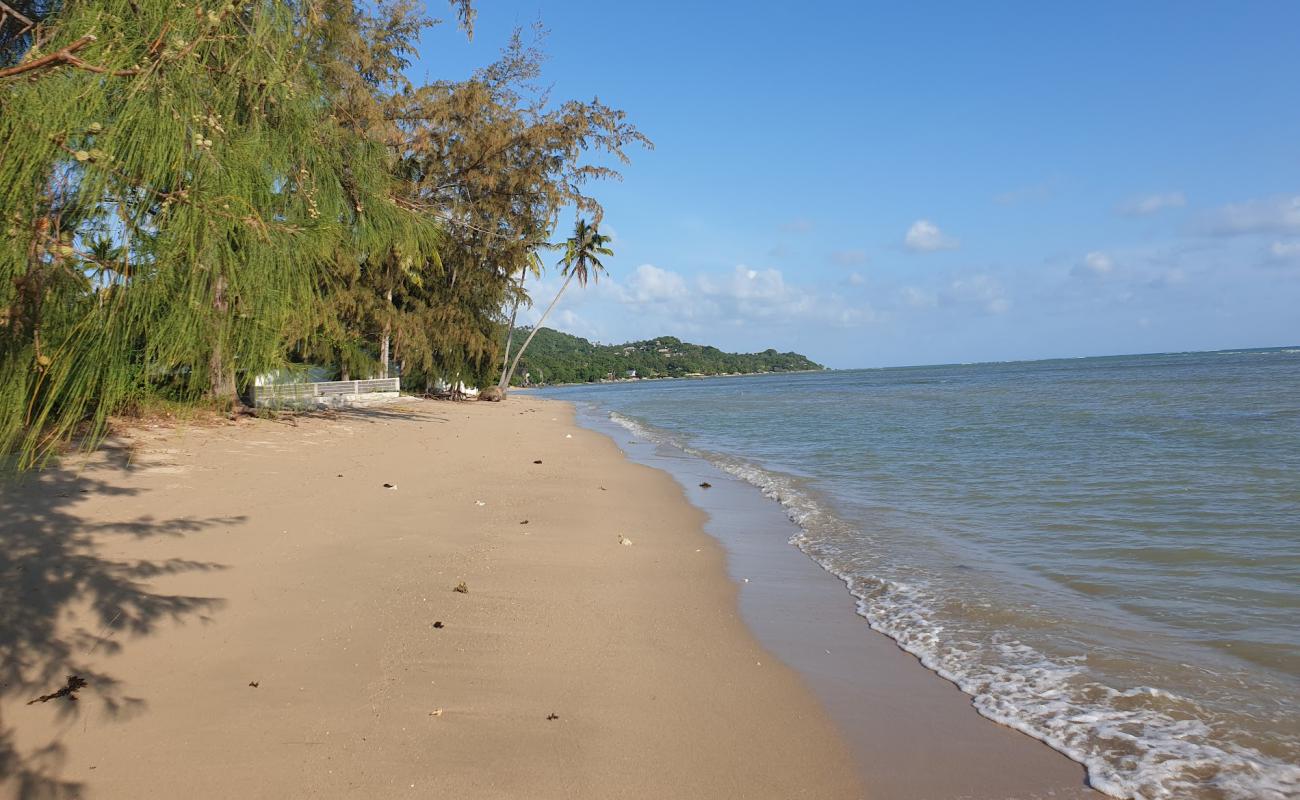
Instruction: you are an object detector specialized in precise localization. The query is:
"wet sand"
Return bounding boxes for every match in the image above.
[2,396,1092,798]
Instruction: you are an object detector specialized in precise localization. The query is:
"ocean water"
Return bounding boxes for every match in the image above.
[540,347,1300,800]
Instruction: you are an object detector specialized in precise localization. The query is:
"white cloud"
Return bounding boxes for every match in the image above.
[626,263,688,303]
[905,219,959,252]
[703,265,815,316]
[830,249,868,266]
[898,286,938,309]
[608,263,879,331]
[847,272,867,286]
[1202,195,1300,236]
[519,260,882,346]
[944,274,1010,314]
[1072,251,1115,277]
[1119,192,1186,216]
[1146,268,1186,289]
[546,308,605,342]
[1267,240,1300,262]
[598,222,621,245]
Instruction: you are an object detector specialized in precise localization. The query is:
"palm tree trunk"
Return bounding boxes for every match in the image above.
[498,266,527,390]
[501,270,575,394]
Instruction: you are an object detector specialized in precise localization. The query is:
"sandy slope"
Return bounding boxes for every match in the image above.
[1,397,862,798]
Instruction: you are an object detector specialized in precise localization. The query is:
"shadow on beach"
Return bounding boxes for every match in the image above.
[0,443,235,799]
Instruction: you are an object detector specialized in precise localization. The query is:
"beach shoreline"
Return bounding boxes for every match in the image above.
[3,395,1093,799]
[573,403,1096,800]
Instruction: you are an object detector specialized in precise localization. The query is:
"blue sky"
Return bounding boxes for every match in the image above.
[414,1,1300,368]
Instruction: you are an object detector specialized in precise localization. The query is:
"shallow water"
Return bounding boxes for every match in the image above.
[541,347,1300,800]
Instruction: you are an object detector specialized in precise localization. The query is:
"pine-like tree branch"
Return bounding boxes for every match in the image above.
[0,34,97,80]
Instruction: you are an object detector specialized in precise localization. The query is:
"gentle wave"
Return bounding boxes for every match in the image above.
[607,410,1300,800]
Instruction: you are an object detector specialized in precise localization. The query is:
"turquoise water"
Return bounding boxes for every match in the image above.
[541,347,1300,800]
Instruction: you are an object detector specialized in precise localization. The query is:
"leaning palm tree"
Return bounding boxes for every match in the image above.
[497,244,549,390]
[500,218,612,393]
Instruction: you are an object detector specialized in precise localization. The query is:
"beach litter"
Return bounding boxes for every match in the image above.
[699,482,712,488]
[453,581,469,594]
[546,713,559,721]
[432,621,444,629]
[383,483,396,490]
[430,708,444,717]
[520,519,529,525]
[474,500,486,506]
[249,681,260,688]
[533,459,543,464]
[618,535,634,546]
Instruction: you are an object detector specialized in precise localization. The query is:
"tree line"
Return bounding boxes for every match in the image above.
[0,0,648,468]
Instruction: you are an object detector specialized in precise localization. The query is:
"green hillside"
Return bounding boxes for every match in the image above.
[507,328,824,385]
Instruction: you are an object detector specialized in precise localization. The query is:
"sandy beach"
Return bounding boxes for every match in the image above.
[2,396,1090,799]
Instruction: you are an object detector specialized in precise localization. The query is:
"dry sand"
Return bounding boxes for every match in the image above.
[2,396,860,798]
[1,396,1095,799]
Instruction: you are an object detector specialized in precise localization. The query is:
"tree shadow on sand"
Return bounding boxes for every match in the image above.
[0,444,241,799]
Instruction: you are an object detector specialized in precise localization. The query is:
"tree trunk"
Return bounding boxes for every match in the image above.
[380,286,392,379]
[497,265,527,390]
[501,270,575,394]
[208,274,239,409]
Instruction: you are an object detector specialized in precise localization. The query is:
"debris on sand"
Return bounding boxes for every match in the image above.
[520,519,529,525]
[618,535,633,547]
[453,582,469,594]
[27,675,87,705]
[432,621,444,629]
[474,500,486,506]
[546,713,559,721]
[383,483,397,489]
[430,708,444,717]
[533,459,543,464]
[699,482,712,489]
[249,681,260,688]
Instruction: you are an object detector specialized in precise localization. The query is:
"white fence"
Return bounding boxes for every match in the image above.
[251,378,400,408]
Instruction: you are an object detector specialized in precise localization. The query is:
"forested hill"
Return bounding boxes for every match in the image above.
[508,328,824,385]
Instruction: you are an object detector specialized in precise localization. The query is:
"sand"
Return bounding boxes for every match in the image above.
[1,396,1094,799]
[2,397,861,798]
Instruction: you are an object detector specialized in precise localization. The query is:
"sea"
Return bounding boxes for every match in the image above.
[539,347,1300,800]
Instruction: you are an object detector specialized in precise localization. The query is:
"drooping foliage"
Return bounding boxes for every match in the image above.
[0,1,647,469]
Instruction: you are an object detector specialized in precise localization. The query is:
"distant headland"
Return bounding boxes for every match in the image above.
[506,327,824,385]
